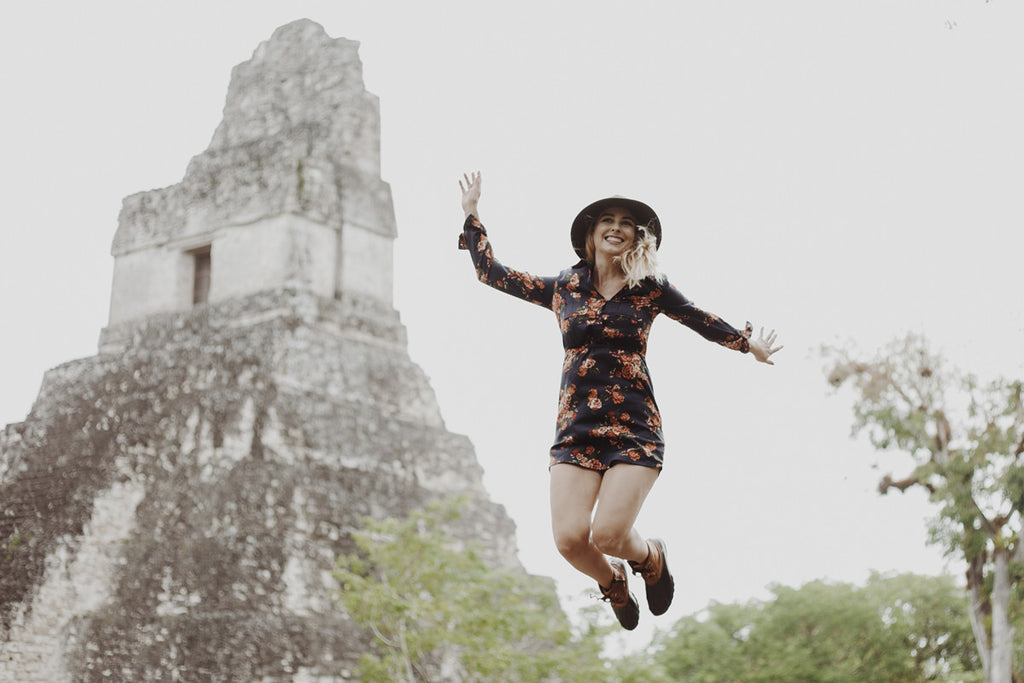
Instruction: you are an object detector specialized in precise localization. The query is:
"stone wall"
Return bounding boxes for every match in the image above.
[1,289,523,681]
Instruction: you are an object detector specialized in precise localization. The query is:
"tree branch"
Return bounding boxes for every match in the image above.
[369,622,396,649]
[970,495,1002,538]
[931,409,953,464]
[878,473,935,495]
[1012,534,1024,563]
[965,552,992,680]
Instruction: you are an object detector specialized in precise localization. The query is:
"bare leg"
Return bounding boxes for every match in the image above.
[590,463,659,564]
[549,463,616,586]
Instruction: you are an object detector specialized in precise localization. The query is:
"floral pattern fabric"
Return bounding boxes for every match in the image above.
[459,215,749,471]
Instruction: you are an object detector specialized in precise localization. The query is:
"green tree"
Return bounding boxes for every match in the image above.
[655,574,981,682]
[825,334,1024,683]
[742,581,919,682]
[333,497,612,682]
[655,600,760,682]
[866,572,980,679]
[571,601,675,683]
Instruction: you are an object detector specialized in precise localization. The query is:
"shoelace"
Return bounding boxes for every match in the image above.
[600,578,629,607]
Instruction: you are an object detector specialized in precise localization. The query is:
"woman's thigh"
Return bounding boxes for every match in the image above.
[592,463,660,539]
[549,463,603,539]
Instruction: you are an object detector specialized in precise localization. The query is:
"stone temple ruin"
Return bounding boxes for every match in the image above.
[0,20,531,681]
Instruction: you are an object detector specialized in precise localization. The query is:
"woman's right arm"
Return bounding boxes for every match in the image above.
[457,172,555,309]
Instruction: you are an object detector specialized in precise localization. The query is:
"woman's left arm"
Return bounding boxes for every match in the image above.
[655,280,782,364]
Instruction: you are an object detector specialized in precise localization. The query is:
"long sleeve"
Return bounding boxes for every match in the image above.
[653,279,750,353]
[458,214,556,309]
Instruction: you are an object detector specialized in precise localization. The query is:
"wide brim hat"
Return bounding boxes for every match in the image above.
[570,196,662,259]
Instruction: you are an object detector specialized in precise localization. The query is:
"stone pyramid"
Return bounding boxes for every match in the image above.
[0,19,524,682]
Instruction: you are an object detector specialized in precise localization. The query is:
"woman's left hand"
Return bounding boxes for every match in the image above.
[745,324,782,365]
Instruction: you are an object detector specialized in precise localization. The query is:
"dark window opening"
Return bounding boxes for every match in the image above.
[192,247,211,305]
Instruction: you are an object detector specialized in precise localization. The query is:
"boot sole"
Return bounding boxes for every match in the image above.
[647,538,674,616]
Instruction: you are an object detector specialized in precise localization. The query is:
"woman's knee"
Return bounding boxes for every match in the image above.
[590,520,631,558]
[552,523,592,561]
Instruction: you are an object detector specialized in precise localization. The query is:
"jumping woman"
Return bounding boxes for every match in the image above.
[457,171,781,629]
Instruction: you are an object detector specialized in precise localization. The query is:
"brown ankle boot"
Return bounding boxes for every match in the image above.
[599,559,640,630]
[628,538,674,616]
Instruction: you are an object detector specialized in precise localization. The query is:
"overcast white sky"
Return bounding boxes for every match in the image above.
[3,0,1023,643]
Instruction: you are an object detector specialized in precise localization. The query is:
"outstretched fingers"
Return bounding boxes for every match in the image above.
[459,171,483,218]
[459,171,481,193]
[750,326,783,365]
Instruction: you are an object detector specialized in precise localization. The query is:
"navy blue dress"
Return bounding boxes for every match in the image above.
[459,215,749,470]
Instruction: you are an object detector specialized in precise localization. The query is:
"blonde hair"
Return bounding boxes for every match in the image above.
[585,223,662,288]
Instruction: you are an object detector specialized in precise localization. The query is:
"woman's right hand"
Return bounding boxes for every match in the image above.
[459,171,482,219]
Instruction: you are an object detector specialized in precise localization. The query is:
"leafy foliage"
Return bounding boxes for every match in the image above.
[334,497,613,682]
[655,574,982,683]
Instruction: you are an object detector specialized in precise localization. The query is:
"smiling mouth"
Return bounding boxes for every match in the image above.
[605,235,625,245]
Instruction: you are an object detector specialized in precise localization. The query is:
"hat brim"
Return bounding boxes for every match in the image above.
[571,196,662,259]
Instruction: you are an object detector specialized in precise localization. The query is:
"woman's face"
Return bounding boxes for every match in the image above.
[589,207,637,260]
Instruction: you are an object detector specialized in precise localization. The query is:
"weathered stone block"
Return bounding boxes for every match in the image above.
[107,19,396,328]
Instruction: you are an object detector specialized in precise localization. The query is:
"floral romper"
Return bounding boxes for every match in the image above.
[459,215,750,471]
